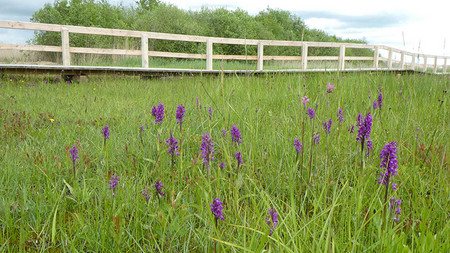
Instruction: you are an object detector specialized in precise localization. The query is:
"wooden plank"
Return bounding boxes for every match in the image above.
[345,57,374,61]
[373,46,379,69]
[343,44,374,49]
[70,47,141,56]
[0,43,62,52]
[259,41,303,47]
[257,42,263,70]
[70,26,208,43]
[423,56,428,72]
[387,48,393,69]
[69,26,143,38]
[141,33,148,68]
[210,38,258,45]
[308,56,338,61]
[338,45,345,70]
[302,44,308,70]
[149,51,204,59]
[206,40,213,70]
[444,57,448,74]
[433,56,438,73]
[70,47,206,60]
[0,20,62,32]
[213,55,257,60]
[411,54,416,70]
[61,27,70,66]
[263,56,302,61]
[0,64,417,76]
[400,52,405,69]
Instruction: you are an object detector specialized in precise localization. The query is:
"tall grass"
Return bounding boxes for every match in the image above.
[0,72,448,251]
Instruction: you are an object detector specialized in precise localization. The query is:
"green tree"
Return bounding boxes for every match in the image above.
[29,1,371,59]
[30,0,136,48]
[135,0,161,11]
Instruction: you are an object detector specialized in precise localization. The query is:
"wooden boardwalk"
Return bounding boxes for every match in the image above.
[1,21,448,74]
[1,64,423,81]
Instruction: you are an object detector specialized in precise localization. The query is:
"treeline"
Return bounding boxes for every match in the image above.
[31,0,371,57]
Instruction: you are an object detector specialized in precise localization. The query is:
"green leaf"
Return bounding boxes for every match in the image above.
[51,205,58,244]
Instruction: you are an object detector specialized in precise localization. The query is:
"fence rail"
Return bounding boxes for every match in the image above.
[0,20,448,74]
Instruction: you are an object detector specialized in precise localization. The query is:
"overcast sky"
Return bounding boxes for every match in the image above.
[0,0,448,57]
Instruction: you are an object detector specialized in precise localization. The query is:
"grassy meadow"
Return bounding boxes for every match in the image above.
[0,71,448,252]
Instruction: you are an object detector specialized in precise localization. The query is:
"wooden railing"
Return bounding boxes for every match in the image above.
[0,20,448,73]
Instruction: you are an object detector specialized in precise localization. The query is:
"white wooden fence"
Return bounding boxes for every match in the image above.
[0,20,448,73]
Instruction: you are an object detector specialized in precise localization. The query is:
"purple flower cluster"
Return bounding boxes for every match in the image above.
[230,125,242,144]
[151,103,165,124]
[389,197,402,221]
[348,124,355,133]
[265,208,279,236]
[210,198,225,221]
[219,162,226,169]
[378,141,398,190]
[392,183,398,191]
[366,139,373,158]
[326,83,336,93]
[293,138,302,153]
[337,108,344,123]
[356,113,372,147]
[176,104,185,124]
[373,92,383,109]
[102,125,110,140]
[109,175,119,196]
[208,107,213,120]
[200,133,215,169]
[301,96,310,106]
[373,100,378,109]
[154,180,165,197]
[139,125,144,132]
[69,145,79,164]
[313,134,320,145]
[377,93,383,108]
[166,133,179,156]
[142,189,151,201]
[307,108,315,119]
[323,118,332,134]
[221,128,227,138]
[235,152,243,165]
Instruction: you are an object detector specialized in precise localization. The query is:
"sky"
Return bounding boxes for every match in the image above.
[0,0,449,58]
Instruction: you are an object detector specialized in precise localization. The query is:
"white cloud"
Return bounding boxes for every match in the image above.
[0,0,449,56]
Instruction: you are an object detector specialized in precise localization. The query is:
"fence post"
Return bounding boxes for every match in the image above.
[61,27,70,66]
[206,39,213,71]
[433,56,438,73]
[400,51,405,69]
[373,46,379,69]
[338,45,345,71]
[141,33,149,68]
[444,57,448,74]
[411,53,416,70]
[423,56,427,72]
[387,48,393,69]
[301,43,308,70]
[257,42,264,71]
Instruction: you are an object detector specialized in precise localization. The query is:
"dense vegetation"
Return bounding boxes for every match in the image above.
[30,0,371,57]
[0,72,448,251]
